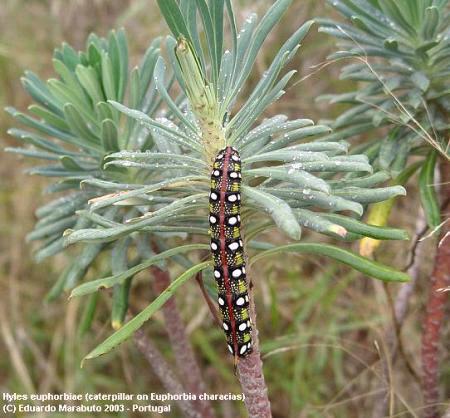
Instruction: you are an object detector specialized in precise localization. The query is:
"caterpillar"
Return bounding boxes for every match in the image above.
[209,146,252,367]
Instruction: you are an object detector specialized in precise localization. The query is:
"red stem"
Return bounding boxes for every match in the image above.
[151,266,216,418]
[133,327,203,418]
[195,272,221,327]
[236,280,272,418]
[421,158,450,418]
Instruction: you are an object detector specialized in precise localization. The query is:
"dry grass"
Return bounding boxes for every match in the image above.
[0,1,447,417]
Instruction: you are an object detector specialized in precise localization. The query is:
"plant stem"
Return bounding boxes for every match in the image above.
[133,326,203,418]
[236,280,272,418]
[151,265,216,418]
[371,212,426,418]
[421,158,450,418]
[393,211,427,326]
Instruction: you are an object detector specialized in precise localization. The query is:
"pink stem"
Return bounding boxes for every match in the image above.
[151,266,216,418]
[421,159,450,418]
[133,327,203,418]
[236,280,272,418]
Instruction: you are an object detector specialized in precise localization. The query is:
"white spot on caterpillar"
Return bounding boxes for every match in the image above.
[239,239,243,247]
[214,270,221,279]
[242,266,246,274]
[228,216,237,226]
[210,192,218,200]
[211,242,218,251]
[228,194,238,202]
[240,345,247,354]
[239,322,247,331]
[209,215,217,224]
[223,322,229,331]
[229,171,238,178]
[228,242,239,251]
[228,344,233,354]
[218,296,225,305]
[245,294,249,302]
[232,269,242,278]
[213,170,220,177]
[232,155,240,162]
[236,296,245,306]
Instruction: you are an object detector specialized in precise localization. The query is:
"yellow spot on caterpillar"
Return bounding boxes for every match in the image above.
[231,183,240,192]
[241,308,249,319]
[234,254,244,265]
[238,281,247,294]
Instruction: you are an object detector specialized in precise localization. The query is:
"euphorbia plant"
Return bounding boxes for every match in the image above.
[8,0,412,417]
[6,30,216,418]
[319,1,450,417]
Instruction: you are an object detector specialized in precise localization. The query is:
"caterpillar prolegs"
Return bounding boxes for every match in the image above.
[209,146,253,366]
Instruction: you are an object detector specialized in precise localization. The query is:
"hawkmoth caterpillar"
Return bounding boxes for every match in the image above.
[209,146,252,366]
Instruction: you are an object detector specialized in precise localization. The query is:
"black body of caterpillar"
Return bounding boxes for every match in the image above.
[209,146,252,365]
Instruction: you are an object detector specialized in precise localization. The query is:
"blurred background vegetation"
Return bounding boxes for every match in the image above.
[0,1,446,417]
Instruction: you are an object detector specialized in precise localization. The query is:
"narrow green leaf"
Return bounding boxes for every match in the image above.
[78,293,99,336]
[321,213,409,241]
[251,243,409,282]
[101,119,119,152]
[246,167,330,193]
[243,186,301,240]
[411,71,430,92]
[70,244,208,298]
[5,147,58,161]
[21,71,63,115]
[231,0,294,98]
[195,0,218,81]
[422,6,440,40]
[26,215,77,241]
[111,238,131,330]
[153,57,197,133]
[82,261,212,363]
[109,101,203,152]
[334,185,406,203]
[75,65,105,105]
[157,0,191,41]
[419,150,440,228]
[101,52,117,101]
[116,29,129,102]
[65,244,104,289]
[295,209,347,237]
[28,105,69,131]
[63,103,100,145]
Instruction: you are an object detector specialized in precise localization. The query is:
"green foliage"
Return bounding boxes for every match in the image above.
[81,261,212,364]
[419,150,440,228]
[7,0,410,361]
[319,0,450,225]
[6,30,173,323]
[250,243,409,282]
